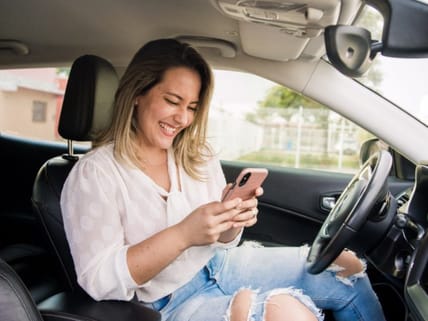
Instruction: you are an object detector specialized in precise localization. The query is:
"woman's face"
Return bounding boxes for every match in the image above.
[134,66,201,151]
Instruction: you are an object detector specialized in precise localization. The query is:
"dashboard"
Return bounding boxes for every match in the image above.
[404,164,428,321]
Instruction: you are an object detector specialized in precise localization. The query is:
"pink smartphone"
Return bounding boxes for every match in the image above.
[222,168,268,202]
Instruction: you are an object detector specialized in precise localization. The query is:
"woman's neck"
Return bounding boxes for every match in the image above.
[137,146,171,192]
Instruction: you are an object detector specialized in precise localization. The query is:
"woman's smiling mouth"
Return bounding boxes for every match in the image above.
[159,122,178,136]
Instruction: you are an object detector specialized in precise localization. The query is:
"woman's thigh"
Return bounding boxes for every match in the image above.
[211,245,308,293]
[210,245,370,311]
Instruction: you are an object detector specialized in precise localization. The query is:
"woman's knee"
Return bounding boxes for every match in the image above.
[332,250,365,278]
[265,294,318,321]
[229,289,253,321]
[228,289,321,321]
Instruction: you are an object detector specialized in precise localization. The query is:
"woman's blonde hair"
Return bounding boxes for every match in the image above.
[95,38,213,180]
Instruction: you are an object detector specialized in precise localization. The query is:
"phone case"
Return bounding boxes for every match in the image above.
[222,168,268,201]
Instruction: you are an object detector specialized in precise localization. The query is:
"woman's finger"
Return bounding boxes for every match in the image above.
[232,208,258,222]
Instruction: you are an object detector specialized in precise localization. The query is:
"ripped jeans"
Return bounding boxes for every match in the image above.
[146,245,386,321]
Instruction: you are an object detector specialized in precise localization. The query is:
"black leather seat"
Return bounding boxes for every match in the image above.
[31,55,161,321]
[0,256,160,321]
[0,258,44,321]
[32,54,117,292]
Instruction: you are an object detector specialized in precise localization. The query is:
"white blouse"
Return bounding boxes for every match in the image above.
[60,144,241,302]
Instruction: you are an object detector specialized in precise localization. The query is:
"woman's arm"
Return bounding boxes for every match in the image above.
[126,198,243,285]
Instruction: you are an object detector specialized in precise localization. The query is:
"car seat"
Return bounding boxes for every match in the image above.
[0,258,44,321]
[31,55,161,321]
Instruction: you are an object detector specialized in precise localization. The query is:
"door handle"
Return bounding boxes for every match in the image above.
[321,197,336,210]
[320,193,341,212]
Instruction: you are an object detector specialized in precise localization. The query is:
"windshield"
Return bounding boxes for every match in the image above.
[355,5,428,126]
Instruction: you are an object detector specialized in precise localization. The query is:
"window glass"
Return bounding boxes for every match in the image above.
[1,67,373,174]
[209,70,374,173]
[355,5,428,126]
[0,67,67,141]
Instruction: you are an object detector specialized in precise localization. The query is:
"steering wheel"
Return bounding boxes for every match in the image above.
[307,150,393,274]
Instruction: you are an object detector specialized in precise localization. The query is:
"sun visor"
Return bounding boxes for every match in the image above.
[214,0,341,36]
[211,0,343,60]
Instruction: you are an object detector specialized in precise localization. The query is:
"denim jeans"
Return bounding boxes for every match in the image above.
[145,244,386,321]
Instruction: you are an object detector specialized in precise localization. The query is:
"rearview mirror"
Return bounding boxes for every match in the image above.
[324,25,380,78]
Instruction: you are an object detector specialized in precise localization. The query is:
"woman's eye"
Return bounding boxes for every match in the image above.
[188,106,198,112]
[165,98,179,105]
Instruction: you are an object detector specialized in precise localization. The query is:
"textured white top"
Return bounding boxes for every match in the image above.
[60,144,241,302]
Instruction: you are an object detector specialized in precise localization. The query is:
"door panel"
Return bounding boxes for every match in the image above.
[221,160,413,247]
[0,133,88,246]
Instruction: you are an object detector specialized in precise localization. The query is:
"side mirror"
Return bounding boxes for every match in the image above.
[360,138,389,166]
[360,138,416,180]
[324,25,381,77]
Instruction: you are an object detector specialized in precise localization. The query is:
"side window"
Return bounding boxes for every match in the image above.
[209,70,374,173]
[0,68,68,141]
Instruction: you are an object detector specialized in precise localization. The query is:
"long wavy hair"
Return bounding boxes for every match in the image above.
[95,38,213,180]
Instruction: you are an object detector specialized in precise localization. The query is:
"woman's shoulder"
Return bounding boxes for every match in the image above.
[70,143,116,176]
[80,143,114,164]
[63,143,119,190]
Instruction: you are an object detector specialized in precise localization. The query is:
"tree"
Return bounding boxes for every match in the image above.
[256,86,329,126]
[259,86,324,110]
[249,86,331,156]
[56,67,70,77]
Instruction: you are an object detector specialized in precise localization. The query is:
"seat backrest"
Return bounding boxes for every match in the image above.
[32,55,118,291]
[0,258,44,321]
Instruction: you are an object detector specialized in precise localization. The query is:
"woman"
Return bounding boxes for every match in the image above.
[61,38,386,321]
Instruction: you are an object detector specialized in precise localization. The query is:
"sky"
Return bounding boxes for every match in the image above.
[211,70,276,115]
[377,57,428,119]
[211,58,428,124]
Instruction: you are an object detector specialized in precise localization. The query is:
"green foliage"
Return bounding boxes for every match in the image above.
[258,86,324,109]
[56,67,70,76]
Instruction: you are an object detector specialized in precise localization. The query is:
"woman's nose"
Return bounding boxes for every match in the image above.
[173,107,188,125]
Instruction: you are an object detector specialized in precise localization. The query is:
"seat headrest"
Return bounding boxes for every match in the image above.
[58,55,118,141]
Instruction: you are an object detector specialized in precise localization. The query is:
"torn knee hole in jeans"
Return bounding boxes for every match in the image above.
[263,288,324,321]
[225,288,257,321]
[326,251,367,286]
[300,245,367,286]
[224,287,324,321]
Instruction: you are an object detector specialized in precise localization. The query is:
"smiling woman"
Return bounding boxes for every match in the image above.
[3,1,428,321]
[58,38,386,321]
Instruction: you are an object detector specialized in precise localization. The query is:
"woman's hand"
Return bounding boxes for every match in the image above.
[218,186,264,243]
[176,198,243,247]
[176,186,264,247]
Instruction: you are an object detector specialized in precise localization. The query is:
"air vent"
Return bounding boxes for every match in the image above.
[397,190,411,207]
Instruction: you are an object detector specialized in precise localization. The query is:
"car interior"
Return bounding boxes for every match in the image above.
[1,0,428,320]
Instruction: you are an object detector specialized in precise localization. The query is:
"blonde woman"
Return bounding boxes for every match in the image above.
[61,39,385,321]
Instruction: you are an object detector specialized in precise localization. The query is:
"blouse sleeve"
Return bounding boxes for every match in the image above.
[60,157,138,301]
